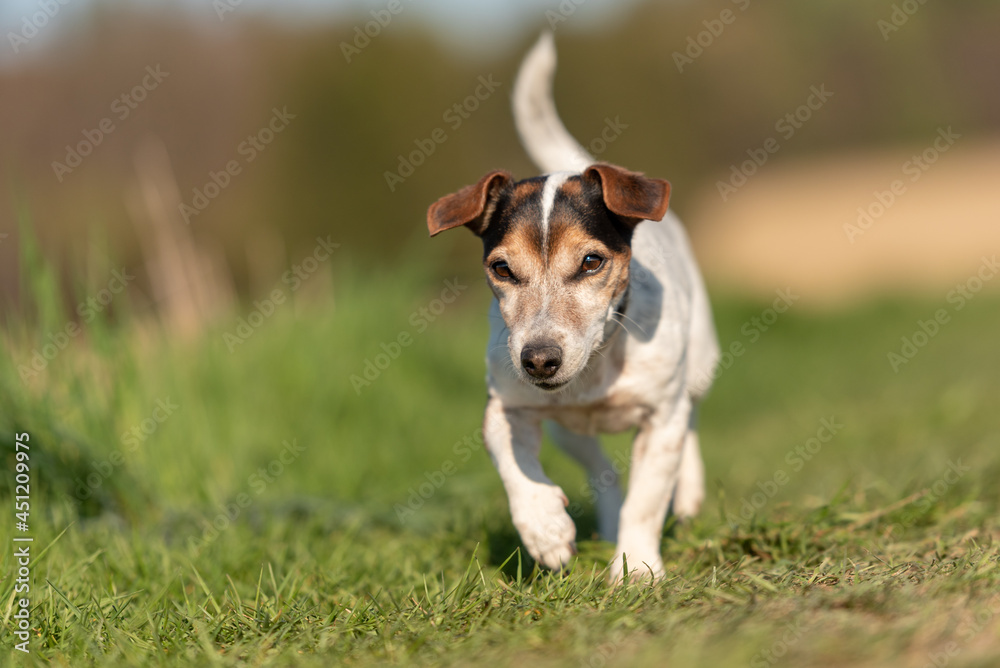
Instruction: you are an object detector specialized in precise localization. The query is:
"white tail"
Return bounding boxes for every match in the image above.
[513,32,594,174]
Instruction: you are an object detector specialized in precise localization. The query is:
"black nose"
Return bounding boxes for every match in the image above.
[520,343,562,379]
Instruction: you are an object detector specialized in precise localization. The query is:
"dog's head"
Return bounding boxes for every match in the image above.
[427,163,669,391]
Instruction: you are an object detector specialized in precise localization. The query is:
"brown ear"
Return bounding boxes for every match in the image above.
[583,163,670,223]
[427,170,513,237]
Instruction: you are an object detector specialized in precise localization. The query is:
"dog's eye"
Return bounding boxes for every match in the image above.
[580,254,604,274]
[491,260,513,279]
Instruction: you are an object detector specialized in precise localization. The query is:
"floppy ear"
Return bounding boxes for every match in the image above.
[427,170,513,237]
[583,163,670,224]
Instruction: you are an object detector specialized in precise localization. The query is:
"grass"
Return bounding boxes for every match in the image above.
[1,233,999,667]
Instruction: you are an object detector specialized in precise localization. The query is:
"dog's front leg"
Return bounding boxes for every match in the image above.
[611,396,692,581]
[484,396,576,570]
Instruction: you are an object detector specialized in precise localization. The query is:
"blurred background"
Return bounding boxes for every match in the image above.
[2,5,1000,662]
[2,0,999,311]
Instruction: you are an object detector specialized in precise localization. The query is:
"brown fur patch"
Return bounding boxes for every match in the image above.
[482,178,547,266]
[498,220,546,271]
[559,178,583,199]
[583,163,670,223]
[508,179,544,208]
[427,170,512,237]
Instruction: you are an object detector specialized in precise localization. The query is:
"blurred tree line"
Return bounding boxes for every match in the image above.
[1,0,998,303]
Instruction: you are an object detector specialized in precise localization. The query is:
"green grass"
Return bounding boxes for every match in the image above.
[2,240,1000,666]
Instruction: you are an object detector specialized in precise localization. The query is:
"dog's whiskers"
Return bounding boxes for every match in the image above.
[614,311,647,338]
[608,315,630,336]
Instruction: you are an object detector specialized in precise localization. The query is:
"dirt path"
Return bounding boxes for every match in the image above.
[687,136,1000,307]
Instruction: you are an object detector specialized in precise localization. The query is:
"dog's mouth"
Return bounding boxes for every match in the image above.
[533,379,568,391]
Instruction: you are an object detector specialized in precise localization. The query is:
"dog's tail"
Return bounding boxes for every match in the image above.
[513,31,594,174]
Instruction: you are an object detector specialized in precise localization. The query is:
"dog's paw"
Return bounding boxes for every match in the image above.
[608,541,665,583]
[509,484,576,570]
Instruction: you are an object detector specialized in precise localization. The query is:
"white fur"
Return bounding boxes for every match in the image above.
[540,171,572,252]
[483,32,720,582]
[512,32,594,173]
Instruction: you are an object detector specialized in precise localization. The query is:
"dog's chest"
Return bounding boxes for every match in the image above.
[534,362,666,435]
[544,395,651,436]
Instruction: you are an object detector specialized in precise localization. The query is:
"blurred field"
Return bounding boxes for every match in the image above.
[2,229,999,665]
[690,136,1000,304]
[3,0,1000,302]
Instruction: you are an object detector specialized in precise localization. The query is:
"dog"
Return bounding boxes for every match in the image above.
[426,32,719,581]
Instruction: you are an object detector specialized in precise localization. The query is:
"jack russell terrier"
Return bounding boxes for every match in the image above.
[426,32,719,581]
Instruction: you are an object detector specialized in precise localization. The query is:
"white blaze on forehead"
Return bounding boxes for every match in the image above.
[539,171,573,256]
